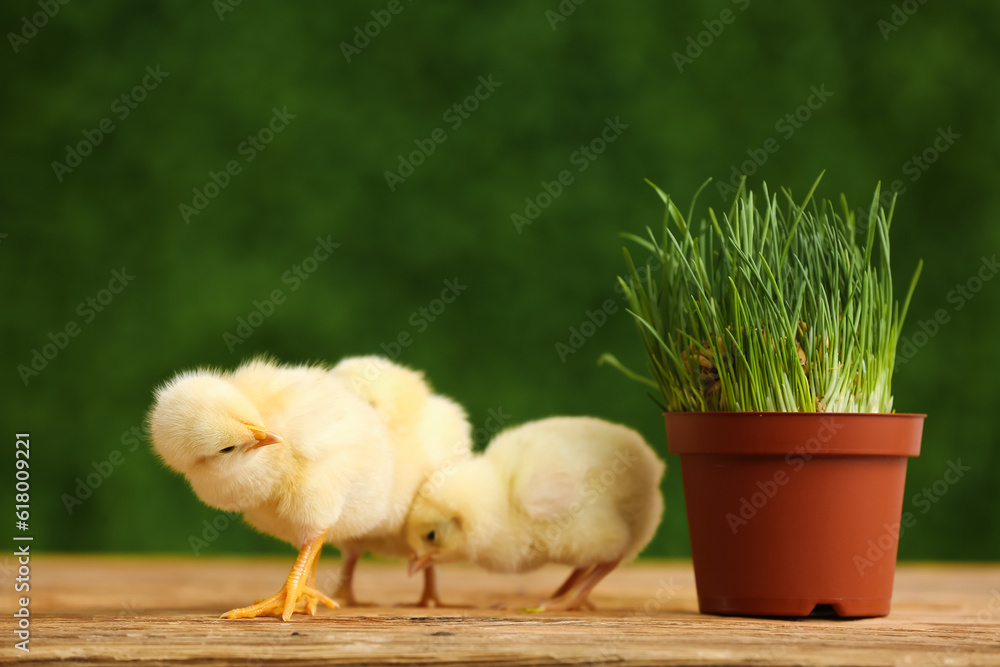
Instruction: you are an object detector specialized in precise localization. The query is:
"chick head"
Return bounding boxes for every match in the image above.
[405,489,468,575]
[148,370,283,479]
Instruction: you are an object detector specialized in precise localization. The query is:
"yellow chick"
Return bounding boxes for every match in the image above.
[405,417,665,610]
[148,356,396,621]
[329,356,472,607]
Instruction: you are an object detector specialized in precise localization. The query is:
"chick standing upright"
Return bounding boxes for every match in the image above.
[148,357,396,620]
[406,417,665,610]
[328,355,472,607]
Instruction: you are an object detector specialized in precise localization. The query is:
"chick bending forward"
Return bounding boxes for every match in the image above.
[148,355,469,620]
[405,417,665,610]
[328,356,471,607]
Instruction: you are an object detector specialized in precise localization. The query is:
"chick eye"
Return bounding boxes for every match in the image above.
[219,446,236,454]
[425,530,436,542]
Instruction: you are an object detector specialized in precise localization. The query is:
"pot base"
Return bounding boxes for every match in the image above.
[698,595,890,618]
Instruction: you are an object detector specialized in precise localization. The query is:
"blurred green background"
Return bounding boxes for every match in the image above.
[2,1,997,561]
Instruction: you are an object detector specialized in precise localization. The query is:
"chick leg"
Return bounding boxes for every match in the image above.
[301,551,322,616]
[332,549,373,607]
[411,566,463,608]
[283,552,325,615]
[223,532,339,621]
[415,566,443,607]
[548,566,590,600]
[541,560,621,611]
[308,554,319,588]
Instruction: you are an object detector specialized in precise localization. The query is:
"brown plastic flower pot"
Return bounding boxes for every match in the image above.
[665,412,924,618]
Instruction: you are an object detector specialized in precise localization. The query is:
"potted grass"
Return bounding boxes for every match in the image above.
[600,173,924,618]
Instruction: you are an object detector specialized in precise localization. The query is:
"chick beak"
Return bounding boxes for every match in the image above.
[408,553,434,577]
[243,423,283,450]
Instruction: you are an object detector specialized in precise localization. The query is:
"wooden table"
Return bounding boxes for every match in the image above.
[3,556,999,665]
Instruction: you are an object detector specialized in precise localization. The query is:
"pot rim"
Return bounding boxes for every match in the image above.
[663,411,927,417]
[664,411,924,456]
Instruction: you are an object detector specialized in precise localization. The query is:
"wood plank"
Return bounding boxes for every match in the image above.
[3,557,999,665]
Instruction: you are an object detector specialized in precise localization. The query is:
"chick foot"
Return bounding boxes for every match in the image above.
[250,554,330,615]
[224,531,338,621]
[541,597,596,611]
[234,585,339,619]
[538,560,620,611]
[332,586,374,607]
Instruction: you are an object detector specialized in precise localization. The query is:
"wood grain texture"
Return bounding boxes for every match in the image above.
[3,557,999,665]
